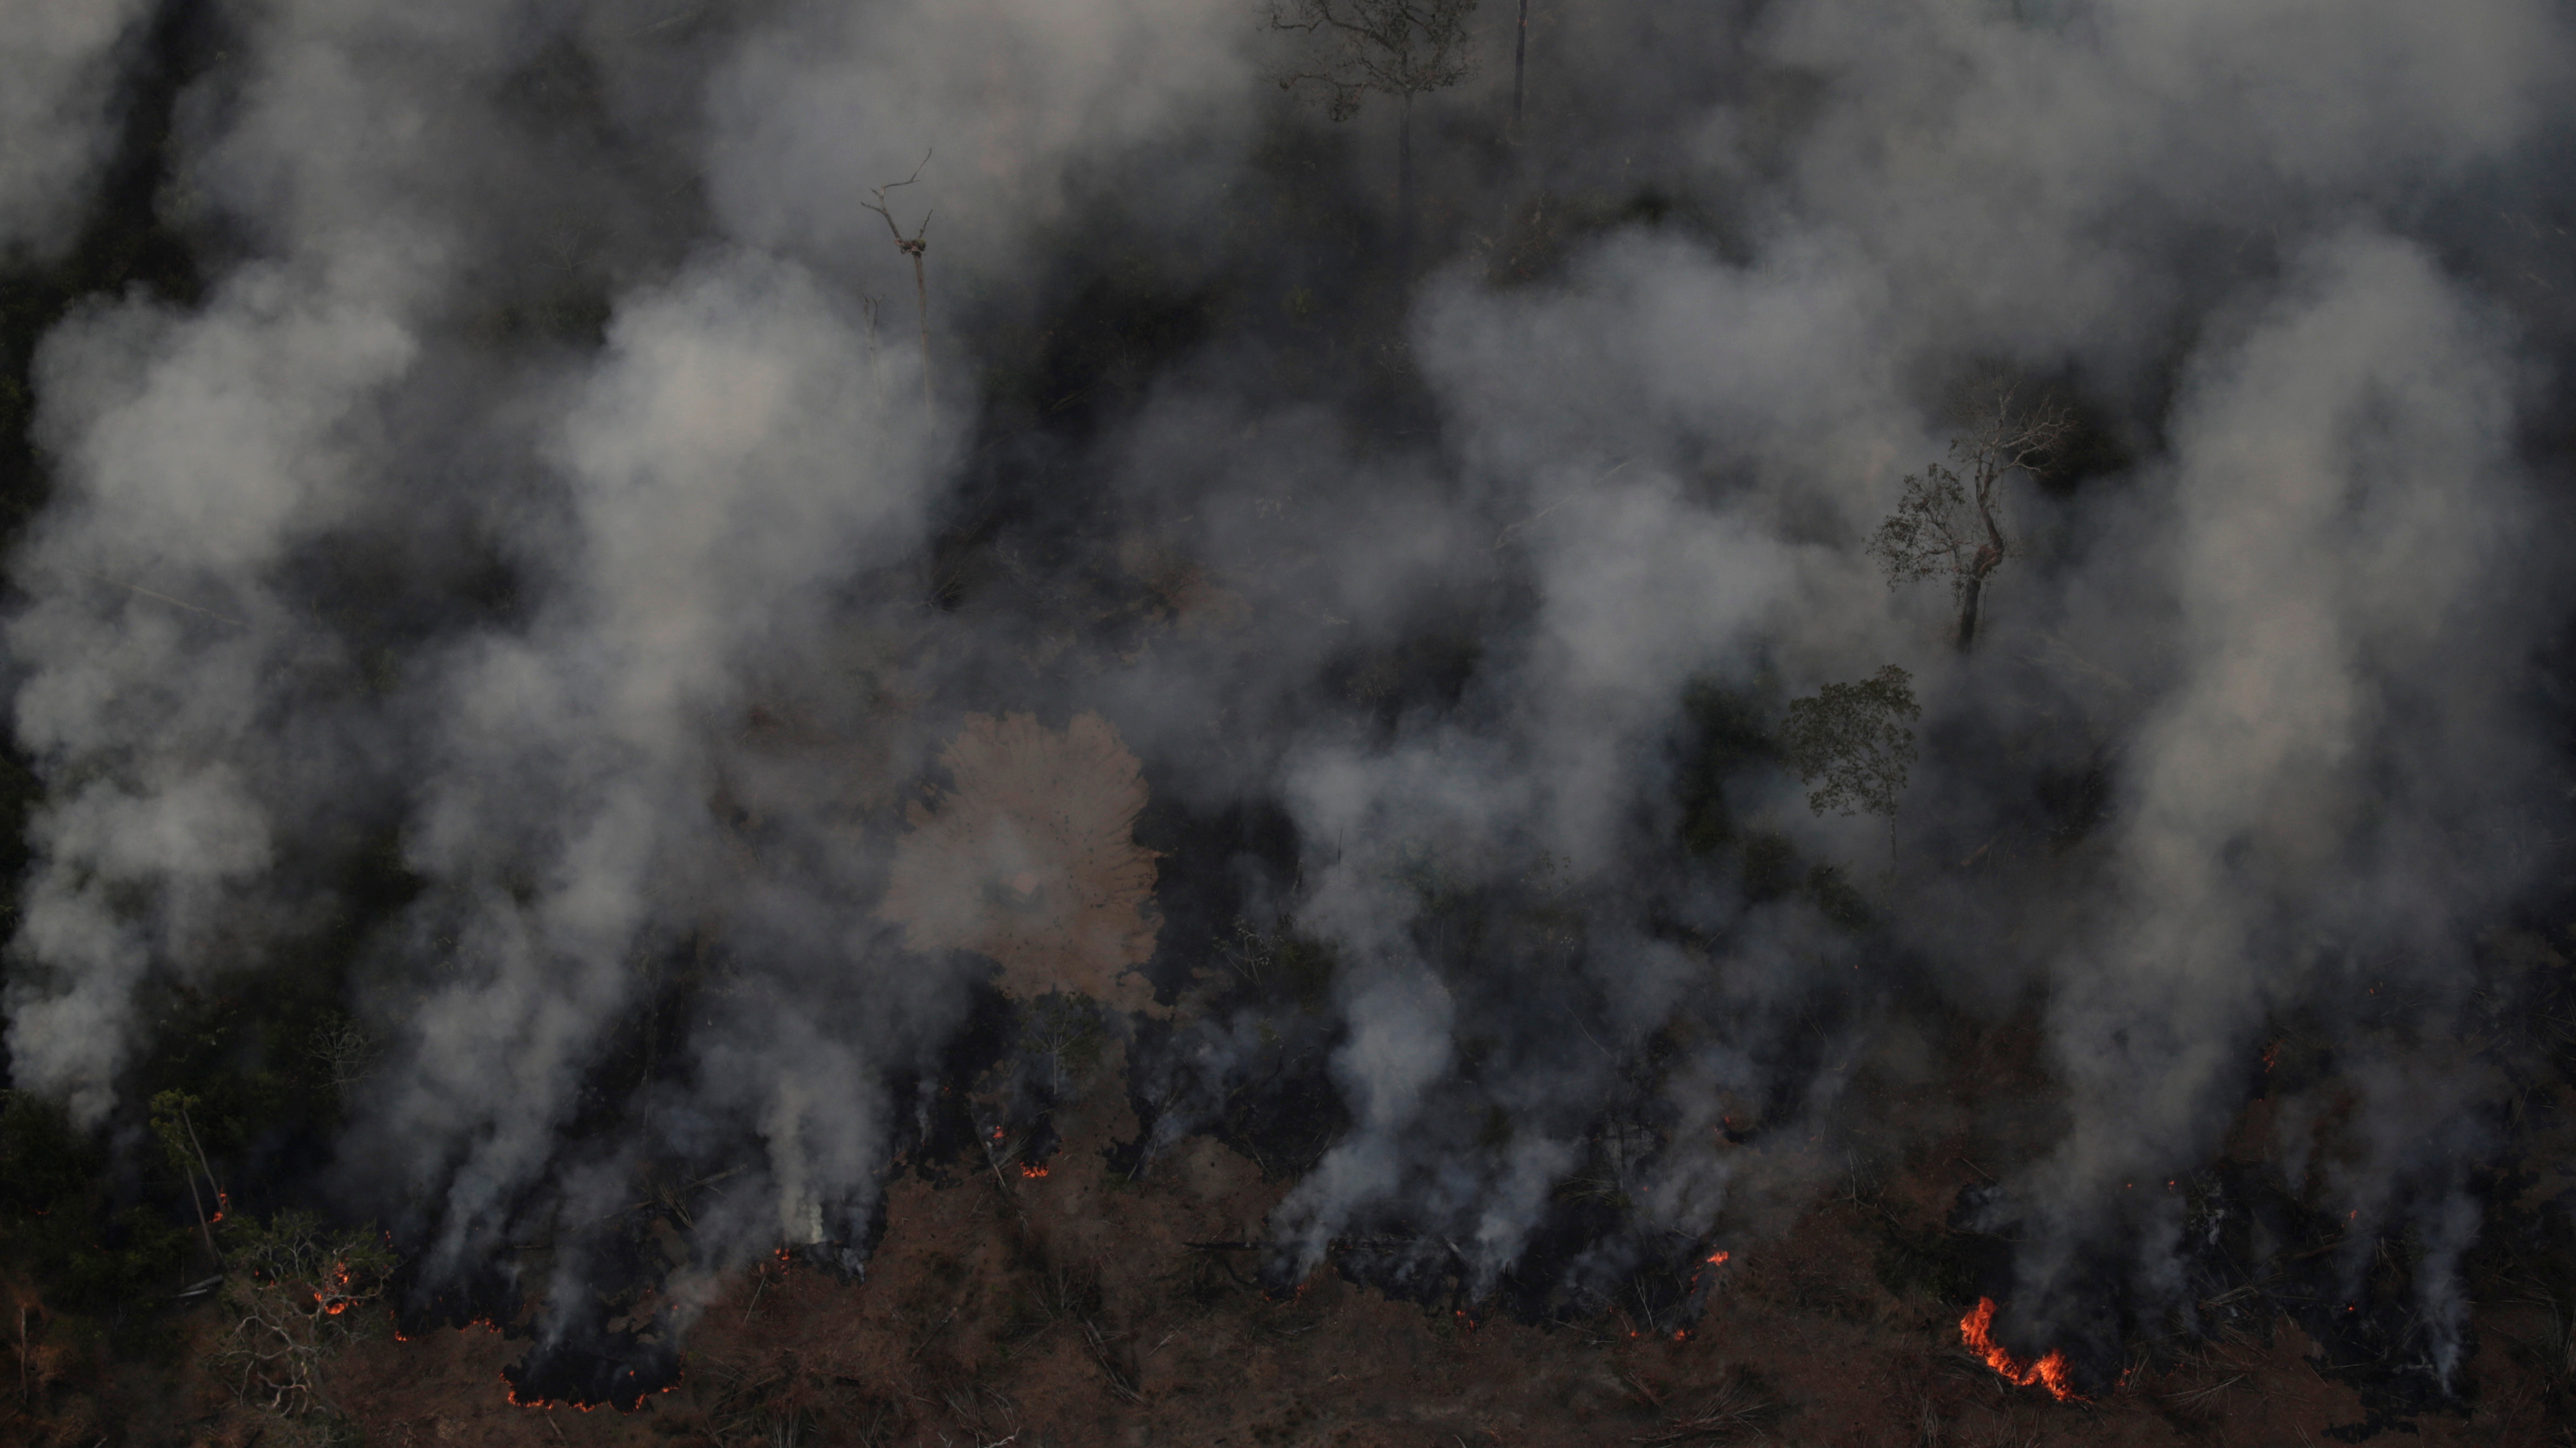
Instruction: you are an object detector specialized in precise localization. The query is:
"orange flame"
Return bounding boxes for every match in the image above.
[310,1263,359,1315]
[1959,1297,2083,1402]
[1019,1161,1049,1179]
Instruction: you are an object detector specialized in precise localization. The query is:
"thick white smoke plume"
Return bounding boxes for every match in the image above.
[2,0,2573,1397]
[0,0,158,260]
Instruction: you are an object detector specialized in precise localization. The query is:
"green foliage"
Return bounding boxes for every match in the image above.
[1271,0,1480,120]
[2,1091,192,1331]
[1780,666,1920,820]
[1863,385,2075,650]
[148,1090,216,1183]
[1220,917,1338,1011]
[213,1210,397,1423]
[0,1089,96,1212]
[1805,864,1872,930]
[224,1208,398,1298]
[55,1206,196,1316]
[1742,832,1798,903]
[1389,839,1472,914]
[1868,461,1980,595]
[1021,991,1109,1095]
[305,1011,384,1110]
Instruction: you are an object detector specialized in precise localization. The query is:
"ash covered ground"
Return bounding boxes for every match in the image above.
[8,1,2576,1445]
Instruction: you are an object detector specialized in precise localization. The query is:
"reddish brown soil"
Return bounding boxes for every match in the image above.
[289,1055,2574,1448]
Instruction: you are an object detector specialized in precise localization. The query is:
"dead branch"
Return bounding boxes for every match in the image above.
[1632,1371,1783,1443]
[859,150,937,427]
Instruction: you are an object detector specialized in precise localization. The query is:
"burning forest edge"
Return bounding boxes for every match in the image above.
[7,0,2576,1444]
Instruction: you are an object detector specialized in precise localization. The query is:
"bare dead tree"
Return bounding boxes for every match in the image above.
[1868,384,2076,652]
[1271,0,1478,275]
[211,1211,393,1427]
[860,151,936,428]
[308,1014,381,1100]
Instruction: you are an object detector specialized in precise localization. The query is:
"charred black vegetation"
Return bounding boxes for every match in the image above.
[4,0,2576,1443]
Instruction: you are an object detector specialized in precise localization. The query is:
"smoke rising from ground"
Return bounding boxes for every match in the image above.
[0,0,157,260]
[3,0,2574,1397]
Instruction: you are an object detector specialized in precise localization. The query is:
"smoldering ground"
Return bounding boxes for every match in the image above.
[3,0,2575,1420]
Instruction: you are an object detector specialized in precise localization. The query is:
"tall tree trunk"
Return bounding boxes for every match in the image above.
[1513,0,1529,132]
[910,251,934,429]
[1956,572,1986,653]
[1397,90,1414,280]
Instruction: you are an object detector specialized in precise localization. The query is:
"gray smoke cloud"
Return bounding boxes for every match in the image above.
[0,0,157,260]
[2,0,2573,1389]
[354,248,940,1285]
[2014,231,2542,1373]
[5,241,423,1127]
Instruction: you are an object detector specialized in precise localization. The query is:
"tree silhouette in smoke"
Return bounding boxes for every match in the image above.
[3,0,2574,1437]
[1869,386,2075,653]
[1781,665,1919,825]
[860,151,936,426]
[1271,0,1479,275]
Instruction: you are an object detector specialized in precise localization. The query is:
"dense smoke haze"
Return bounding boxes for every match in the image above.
[5,0,2576,1426]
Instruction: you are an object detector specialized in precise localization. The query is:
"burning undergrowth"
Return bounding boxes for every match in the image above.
[500,1323,679,1413]
[8,0,2576,1441]
[1901,926,2576,1423]
[1103,777,1893,1336]
[332,689,2576,1428]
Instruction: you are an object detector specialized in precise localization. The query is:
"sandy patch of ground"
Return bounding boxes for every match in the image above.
[878,712,1163,1014]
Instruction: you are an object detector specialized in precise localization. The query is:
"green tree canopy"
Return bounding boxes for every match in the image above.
[1781,665,1920,820]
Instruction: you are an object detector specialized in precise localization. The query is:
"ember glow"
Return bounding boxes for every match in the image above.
[1959,1297,2083,1402]
[2,0,2569,1434]
[311,1263,359,1316]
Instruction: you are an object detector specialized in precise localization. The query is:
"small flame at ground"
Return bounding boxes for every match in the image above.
[1019,1161,1049,1179]
[310,1262,359,1315]
[1959,1297,2083,1402]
